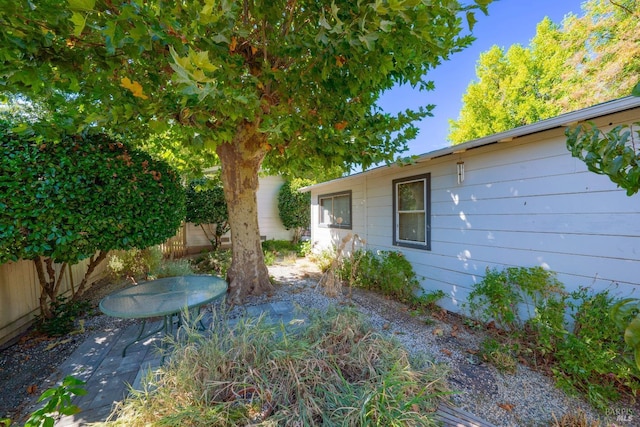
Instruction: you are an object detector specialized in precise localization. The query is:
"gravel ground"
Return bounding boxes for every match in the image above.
[1,258,637,426]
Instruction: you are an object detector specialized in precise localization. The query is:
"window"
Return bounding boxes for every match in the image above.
[393,174,430,250]
[319,191,352,229]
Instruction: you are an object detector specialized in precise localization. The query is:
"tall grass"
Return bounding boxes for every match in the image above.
[105,308,448,426]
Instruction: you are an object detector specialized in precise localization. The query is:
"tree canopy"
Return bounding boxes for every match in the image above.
[185,176,229,250]
[0,0,492,301]
[0,123,185,316]
[449,0,640,144]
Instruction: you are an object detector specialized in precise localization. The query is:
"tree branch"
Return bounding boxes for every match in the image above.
[609,0,638,17]
[53,262,68,301]
[74,250,109,298]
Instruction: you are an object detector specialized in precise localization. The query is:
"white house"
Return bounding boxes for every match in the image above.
[303,97,640,314]
[185,174,294,254]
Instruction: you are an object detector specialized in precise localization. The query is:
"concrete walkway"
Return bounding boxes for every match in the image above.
[43,300,495,427]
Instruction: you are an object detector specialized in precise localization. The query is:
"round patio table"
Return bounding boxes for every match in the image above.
[100,275,227,356]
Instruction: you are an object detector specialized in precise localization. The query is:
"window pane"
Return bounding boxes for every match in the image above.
[399,212,425,242]
[320,198,333,224]
[333,195,351,226]
[398,181,424,211]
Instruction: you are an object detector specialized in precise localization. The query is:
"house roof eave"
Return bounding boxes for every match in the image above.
[300,96,640,193]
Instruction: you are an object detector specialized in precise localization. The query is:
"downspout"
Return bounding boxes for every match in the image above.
[363,174,369,251]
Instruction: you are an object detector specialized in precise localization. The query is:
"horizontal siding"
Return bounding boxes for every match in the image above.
[257,176,292,241]
[434,212,640,236]
[309,107,640,315]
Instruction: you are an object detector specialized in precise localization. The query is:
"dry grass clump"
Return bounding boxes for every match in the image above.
[551,409,602,426]
[105,307,448,426]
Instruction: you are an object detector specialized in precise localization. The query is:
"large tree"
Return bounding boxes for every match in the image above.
[558,0,640,111]
[0,0,491,302]
[449,0,640,144]
[448,18,569,143]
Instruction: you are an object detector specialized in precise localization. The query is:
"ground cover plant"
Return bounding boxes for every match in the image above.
[341,249,425,306]
[261,240,309,266]
[108,247,195,283]
[465,266,640,410]
[105,307,449,426]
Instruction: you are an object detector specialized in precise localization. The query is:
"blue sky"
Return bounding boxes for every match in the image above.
[378,0,587,156]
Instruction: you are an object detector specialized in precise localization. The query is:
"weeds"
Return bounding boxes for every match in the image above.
[466,266,640,410]
[308,247,337,273]
[35,296,91,337]
[477,338,518,374]
[191,250,232,277]
[106,308,449,426]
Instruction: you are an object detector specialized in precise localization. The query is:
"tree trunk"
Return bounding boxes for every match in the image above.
[33,257,67,319]
[73,250,108,298]
[216,121,274,304]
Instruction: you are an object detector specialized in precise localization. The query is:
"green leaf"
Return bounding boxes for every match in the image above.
[67,20,88,38]
[37,389,57,402]
[466,11,478,31]
[632,81,640,97]
[625,316,640,349]
[359,32,378,50]
[189,50,218,73]
[67,0,95,11]
[379,20,394,32]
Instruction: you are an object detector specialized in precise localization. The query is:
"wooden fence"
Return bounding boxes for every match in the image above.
[0,256,107,347]
[158,223,187,259]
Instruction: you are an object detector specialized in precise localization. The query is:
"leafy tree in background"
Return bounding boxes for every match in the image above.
[559,0,640,111]
[449,18,570,143]
[449,0,639,144]
[0,124,185,318]
[278,179,313,245]
[0,0,491,302]
[185,176,229,250]
[562,0,640,196]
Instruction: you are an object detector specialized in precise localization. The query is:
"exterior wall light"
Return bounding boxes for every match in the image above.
[457,161,465,184]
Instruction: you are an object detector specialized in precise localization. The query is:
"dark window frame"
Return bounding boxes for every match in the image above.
[392,174,431,250]
[318,190,352,229]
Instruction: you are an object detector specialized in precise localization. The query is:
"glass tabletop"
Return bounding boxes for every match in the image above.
[99,275,227,319]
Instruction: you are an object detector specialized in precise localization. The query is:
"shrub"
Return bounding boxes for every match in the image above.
[342,249,421,304]
[0,124,185,318]
[277,179,313,244]
[185,176,229,250]
[191,250,232,278]
[466,265,640,410]
[554,289,640,410]
[35,296,91,337]
[107,247,164,282]
[465,266,565,332]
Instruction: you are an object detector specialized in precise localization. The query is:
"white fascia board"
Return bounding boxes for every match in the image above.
[300,96,640,193]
